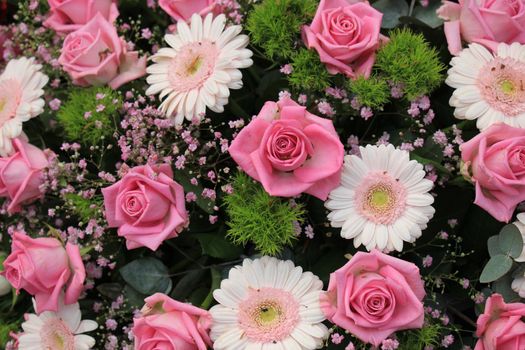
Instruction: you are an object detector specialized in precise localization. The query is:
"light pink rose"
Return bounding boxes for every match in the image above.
[133,293,212,350]
[229,97,344,200]
[0,138,49,214]
[58,13,147,89]
[437,0,525,55]
[159,0,219,22]
[474,294,525,350]
[44,0,119,34]
[102,164,188,251]
[1,231,86,313]
[302,0,383,79]
[321,250,425,346]
[460,124,525,223]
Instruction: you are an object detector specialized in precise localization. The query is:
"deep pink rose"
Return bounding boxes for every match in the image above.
[0,138,49,214]
[1,231,85,313]
[44,0,119,33]
[460,124,525,222]
[159,0,219,21]
[437,0,525,55]
[133,293,212,350]
[102,164,188,251]
[229,97,344,200]
[302,0,383,78]
[321,250,425,346]
[474,294,525,350]
[58,13,147,89]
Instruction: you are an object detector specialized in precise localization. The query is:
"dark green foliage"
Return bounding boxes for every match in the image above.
[224,172,305,255]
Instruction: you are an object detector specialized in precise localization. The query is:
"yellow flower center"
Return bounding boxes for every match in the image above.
[186,56,203,76]
[501,79,515,95]
[257,304,280,325]
[367,185,394,212]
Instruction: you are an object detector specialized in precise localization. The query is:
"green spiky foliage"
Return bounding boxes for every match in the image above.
[288,49,331,92]
[397,322,443,350]
[57,87,121,146]
[348,75,390,109]
[63,193,104,223]
[246,0,318,60]
[224,172,305,255]
[376,28,445,100]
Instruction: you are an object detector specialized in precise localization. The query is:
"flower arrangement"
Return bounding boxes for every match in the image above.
[2,0,525,349]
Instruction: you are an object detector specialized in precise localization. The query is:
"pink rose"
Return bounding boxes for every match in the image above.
[475,294,525,350]
[321,250,425,346]
[44,0,119,33]
[102,164,188,251]
[159,0,219,22]
[58,13,147,89]
[1,232,85,313]
[302,0,383,79]
[0,138,49,214]
[437,0,525,55]
[133,293,212,350]
[460,124,525,222]
[229,97,344,200]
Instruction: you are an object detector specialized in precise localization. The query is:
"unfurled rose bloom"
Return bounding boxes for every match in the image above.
[102,164,188,251]
[437,0,525,55]
[133,293,212,350]
[321,250,425,346]
[229,97,344,200]
[1,232,85,313]
[44,0,119,33]
[159,0,219,21]
[460,124,525,222]
[58,13,147,89]
[475,294,525,349]
[0,138,49,214]
[302,0,383,79]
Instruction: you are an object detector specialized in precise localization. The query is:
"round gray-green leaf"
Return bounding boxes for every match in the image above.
[372,0,409,29]
[479,254,513,283]
[498,224,523,259]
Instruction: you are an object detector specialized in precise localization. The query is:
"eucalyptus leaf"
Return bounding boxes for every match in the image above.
[492,274,521,303]
[498,224,523,259]
[372,0,409,29]
[412,1,444,28]
[487,235,502,257]
[479,255,513,283]
[120,257,172,295]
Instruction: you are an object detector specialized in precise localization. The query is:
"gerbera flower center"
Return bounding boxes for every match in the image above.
[238,287,300,343]
[168,40,219,93]
[40,318,75,350]
[355,171,407,225]
[478,57,525,116]
[0,79,22,127]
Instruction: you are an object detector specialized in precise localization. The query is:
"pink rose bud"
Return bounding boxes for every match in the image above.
[133,293,212,350]
[102,164,188,251]
[460,124,525,222]
[437,0,525,55]
[474,293,525,349]
[321,250,425,346]
[0,138,49,214]
[58,13,147,89]
[159,0,220,22]
[44,0,119,34]
[302,0,384,79]
[1,232,86,313]
[229,96,345,200]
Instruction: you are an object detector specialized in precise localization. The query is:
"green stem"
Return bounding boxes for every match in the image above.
[200,268,222,309]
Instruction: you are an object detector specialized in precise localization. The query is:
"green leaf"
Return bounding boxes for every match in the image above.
[372,0,409,29]
[498,224,523,259]
[487,235,502,257]
[479,255,513,283]
[194,232,243,259]
[412,1,444,28]
[119,257,173,295]
[96,283,123,299]
[492,274,521,303]
[123,285,147,308]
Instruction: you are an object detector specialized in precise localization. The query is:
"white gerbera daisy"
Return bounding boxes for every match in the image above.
[446,42,525,131]
[146,13,253,125]
[210,256,328,350]
[18,298,98,350]
[0,57,48,156]
[325,144,435,252]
